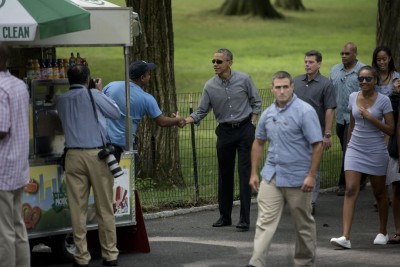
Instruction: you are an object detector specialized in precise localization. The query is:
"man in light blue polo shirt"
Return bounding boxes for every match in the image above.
[103,60,186,161]
[330,42,365,195]
[247,71,323,267]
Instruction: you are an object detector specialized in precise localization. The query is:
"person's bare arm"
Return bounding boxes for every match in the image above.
[249,138,266,192]
[154,112,186,128]
[250,113,258,126]
[301,141,323,192]
[346,113,355,146]
[323,108,334,150]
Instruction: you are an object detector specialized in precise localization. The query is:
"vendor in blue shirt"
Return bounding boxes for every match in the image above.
[103,60,185,161]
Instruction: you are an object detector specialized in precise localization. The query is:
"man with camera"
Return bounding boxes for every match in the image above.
[56,65,121,267]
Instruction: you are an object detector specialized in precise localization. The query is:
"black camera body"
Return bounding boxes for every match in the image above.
[98,145,123,178]
[88,78,99,89]
[98,145,115,160]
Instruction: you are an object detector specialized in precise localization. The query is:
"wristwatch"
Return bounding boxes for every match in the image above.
[324,133,332,138]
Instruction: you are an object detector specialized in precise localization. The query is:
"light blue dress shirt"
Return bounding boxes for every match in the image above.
[256,94,322,187]
[56,85,120,148]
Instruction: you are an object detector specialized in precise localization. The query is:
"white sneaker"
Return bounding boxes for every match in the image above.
[373,233,388,245]
[330,236,351,249]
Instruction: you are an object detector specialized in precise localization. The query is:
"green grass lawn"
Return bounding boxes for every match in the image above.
[57,0,377,92]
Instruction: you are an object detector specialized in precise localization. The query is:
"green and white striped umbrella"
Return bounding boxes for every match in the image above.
[0,0,90,41]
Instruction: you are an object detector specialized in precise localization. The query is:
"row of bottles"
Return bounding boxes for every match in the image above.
[26,52,88,80]
[68,52,87,68]
[26,58,67,80]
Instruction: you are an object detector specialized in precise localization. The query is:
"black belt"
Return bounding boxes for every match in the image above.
[68,146,104,150]
[220,116,251,128]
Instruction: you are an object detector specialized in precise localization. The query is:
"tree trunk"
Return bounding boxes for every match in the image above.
[220,0,283,19]
[376,0,400,70]
[126,0,184,187]
[275,0,306,11]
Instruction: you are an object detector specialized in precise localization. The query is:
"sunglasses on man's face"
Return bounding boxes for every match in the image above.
[357,76,374,82]
[340,52,351,56]
[212,59,226,64]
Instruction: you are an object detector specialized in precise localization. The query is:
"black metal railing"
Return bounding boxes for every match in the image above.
[137,90,342,211]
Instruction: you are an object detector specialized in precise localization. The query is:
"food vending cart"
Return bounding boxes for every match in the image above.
[1,0,142,261]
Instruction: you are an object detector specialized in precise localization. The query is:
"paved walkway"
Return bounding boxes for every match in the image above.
[32,185,400,266]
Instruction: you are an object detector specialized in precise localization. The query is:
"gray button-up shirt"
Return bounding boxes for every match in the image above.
[293,72,336,131]
[330,60,365,124]
[190,70,262,124]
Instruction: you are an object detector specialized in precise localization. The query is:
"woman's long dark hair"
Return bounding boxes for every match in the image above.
[372,46,397,84]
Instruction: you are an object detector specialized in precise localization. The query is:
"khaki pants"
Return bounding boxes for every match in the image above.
[249,178,316,267]
[65,149,118,264]
[0,187,30,267]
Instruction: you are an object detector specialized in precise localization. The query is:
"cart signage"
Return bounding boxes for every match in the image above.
[2,26,31,40]
[0,0,36,41]
[23,157,133,237]
[0,0,90,41]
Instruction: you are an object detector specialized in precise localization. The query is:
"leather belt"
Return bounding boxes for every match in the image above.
[220,116,251,128]
[68,146,104,150]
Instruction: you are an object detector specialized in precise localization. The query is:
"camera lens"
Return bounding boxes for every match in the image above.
[105,154,124,178]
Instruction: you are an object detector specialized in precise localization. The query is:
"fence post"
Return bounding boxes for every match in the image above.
[189,94,200,203]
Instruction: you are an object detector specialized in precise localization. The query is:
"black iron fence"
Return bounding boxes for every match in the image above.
[137,89,342,212]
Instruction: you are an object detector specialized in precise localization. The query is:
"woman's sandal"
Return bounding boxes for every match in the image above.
[387,233,400,244]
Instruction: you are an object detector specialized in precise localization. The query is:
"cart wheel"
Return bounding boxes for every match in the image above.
[50,234,76,262]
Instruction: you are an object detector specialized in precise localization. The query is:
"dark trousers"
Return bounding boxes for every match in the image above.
[336,122,348,187]
[215,121,254,224]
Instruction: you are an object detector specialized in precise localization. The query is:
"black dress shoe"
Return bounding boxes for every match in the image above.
[212,217,232,227]
[236,222,249,231]
[72,261,89,267]
[103,259,118,266]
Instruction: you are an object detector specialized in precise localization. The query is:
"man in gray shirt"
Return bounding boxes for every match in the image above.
[293,50,336,215]
[185,48,262,231]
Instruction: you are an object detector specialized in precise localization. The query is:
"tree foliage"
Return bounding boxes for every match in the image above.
[126,0,184,187]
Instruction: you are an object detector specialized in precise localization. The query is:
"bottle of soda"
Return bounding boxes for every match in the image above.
[40,59,48,80]
[58,59,65,79]
[82,57,88,66]
[47,58,54,80]
[52,58,59,79]
[63,58,69,78]
[69,52,76,68]
[26,59,34,80]
[76,52,82,65]
[33,59,40,79]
